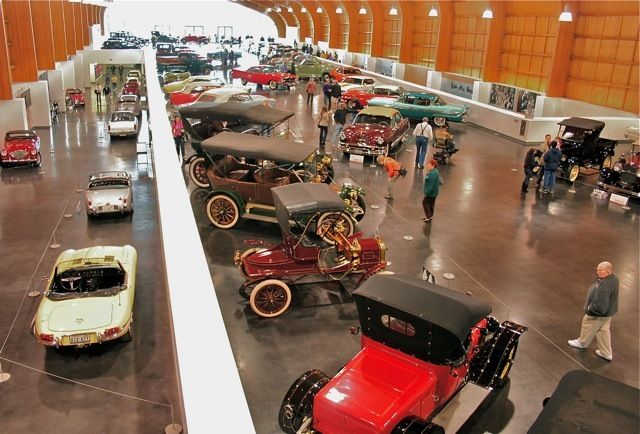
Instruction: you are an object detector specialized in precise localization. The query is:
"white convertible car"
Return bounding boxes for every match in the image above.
[108,111,138,137]
[33,245,137,348]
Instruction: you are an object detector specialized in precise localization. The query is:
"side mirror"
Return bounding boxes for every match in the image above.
[349,326,360,335]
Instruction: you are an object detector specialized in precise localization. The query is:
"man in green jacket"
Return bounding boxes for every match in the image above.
[422,159,440,222]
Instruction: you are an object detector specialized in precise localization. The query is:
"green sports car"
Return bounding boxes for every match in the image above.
[294,57,332,80]
[368,91,468,126]
[33,245,137,348]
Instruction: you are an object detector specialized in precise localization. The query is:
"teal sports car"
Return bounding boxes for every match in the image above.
[368,92,468,126]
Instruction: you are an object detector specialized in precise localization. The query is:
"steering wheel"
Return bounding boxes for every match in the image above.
[59,270,83,292]
[378,121,389,127]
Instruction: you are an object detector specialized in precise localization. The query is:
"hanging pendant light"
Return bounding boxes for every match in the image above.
[316,6,322,13]
[266,7,272,13]
[428,5,438,17]
[482,7,493,19]
[275,6,282,12]
[301,6,307,13]
[287,5,293,13]
[389,6,398,16]
[359,5,367,15]
[558,4,573,22]
[336,6,343,14]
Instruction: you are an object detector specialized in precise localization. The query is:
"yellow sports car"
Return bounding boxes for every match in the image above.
[33,245,137,348]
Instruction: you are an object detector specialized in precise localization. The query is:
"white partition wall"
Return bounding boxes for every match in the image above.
[12,81,50,127]
[47,69,65,111]
[0,100,28,139]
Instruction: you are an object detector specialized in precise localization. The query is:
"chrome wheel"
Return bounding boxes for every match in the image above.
[433,116,446,127]
[269,80,278,90]
[249,279,292,318]
[206,194,240,229]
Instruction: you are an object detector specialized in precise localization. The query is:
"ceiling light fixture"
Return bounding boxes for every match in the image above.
[287,5,293,12]
[266,7,272,13]
[316,6,322,13]
[301,6,307,13]
[359,5,367,15]
[336,6,343,14]
[558,4,573,22]
[275,6,281,12]
[482,7,493,19]
[428,5,438,17]
[389,6,398,16]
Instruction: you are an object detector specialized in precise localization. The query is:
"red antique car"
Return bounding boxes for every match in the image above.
[279,274,527,434]
[65,88,85,107]
[339,106,409,157]
[168,82,224,107]
[235,182,386,318]
[329,65,362,82]
[231,65,296,90]
[123,81,139,96]
[340,84,405,110]
[1,130,42,168]
[181,34,210,44]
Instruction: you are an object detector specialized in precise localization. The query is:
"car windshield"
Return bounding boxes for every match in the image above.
[66,90,81,95]
[6,132,35,139]
[111,113,134,122]
[432,96,446,106]
[120,96,137,103]
[342,77,363,85]
[354,114,391,125]
[49,265,126,300]
[88,179,129,189]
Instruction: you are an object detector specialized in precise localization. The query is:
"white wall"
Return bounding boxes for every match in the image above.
[537,96,637,118]
[0,100,28,139]
[12,81,50,127]
[78,49,145,88]
[72,54,84,89]
[47,69,64,111]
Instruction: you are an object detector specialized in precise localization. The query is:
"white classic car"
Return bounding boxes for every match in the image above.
[116,94,142,117]
[33,245,137,348]
[108,111,138,137]
[338,75,378,93]
[190,87,274,107]
[84,171,133,217]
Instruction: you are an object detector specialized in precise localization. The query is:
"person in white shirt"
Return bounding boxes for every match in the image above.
[413,117,433,169]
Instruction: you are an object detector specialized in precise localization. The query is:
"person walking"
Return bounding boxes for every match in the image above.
[94,86,102,108]
[521,148,538,193]
[171,115,185,162]
[422,159,440,222]
[103,84,111,101]
[111,74,119,90]
[305,78,317,106]
[317,106,331,148]
[568,262,619,361]
[322,78,332,107]
[541,140,562,193]
[332,102,348,144]
[330,79,342,109]
[229,50,236,67]
[535,134,552,189]
[413,117,433,168]
[376,155,402,200]
[118,64,124,78]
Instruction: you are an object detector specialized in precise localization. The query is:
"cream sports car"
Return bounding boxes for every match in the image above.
[162,75,224,94]
[33,245,137,348]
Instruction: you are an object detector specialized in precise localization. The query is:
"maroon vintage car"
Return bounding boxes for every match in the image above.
[235,183,386,318]
[231,65,296,90]
[181,34,210,44]
[65,88,85,107]
[279,274,527,434]
[1,130,42,168]
[339,106,409,157]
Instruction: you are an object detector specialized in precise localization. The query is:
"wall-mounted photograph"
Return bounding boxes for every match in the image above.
[489,84,516,111]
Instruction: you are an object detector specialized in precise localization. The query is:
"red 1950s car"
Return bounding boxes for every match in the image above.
[340,84,405,110]
[1,130,42,168]
[279,274,527,434]
[329,66,362,82]
[168,82,224,107]
[339,106,409,157]
[231,65,297,90]
[65,88,85,107]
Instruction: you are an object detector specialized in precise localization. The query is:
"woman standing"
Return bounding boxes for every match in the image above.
[305,78,317,106]
[317,106,331,148]
[422,159,441,222]
[171,115,185,162]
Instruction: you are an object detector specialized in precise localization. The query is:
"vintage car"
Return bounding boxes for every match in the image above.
[369,91,469,127]
[127,70,142,80]
[33,245,137,348]
[339,106,409,157]
[330,66,362,82]
[201,132,365,230]
[231,65,296,90]
[235,182,384,318]
[108,111,138,138]
[597,146,640,197]
[278,274,527,434]
[337,75,378,94]
[527,371,639,434]
[123,79,140,96]
[156,51,214,75]
[65,88,85,107]
[556,117,617,182]
[162,67,190,84]
[340,84,405,110]
[181,34,210,44]
[0,130,41,168]
[168,81,225,107]
[116,94,142,117]
[190,87,273,107]
[207,49,243,62]
[84,171,133,217]
[156,42,176,56]
[295,57,332,80]
[162,75,220,94]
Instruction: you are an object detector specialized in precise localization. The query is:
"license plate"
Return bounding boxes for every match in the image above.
[69,334,91,344]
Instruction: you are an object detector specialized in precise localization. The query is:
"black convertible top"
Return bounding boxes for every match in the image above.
[201,131,316,162]
[558,117,605,131]
[528,370,640,434]
[179,101,294,125]
[273,183,345,214]
[5,130,37,139]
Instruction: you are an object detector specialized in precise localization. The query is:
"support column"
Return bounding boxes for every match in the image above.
[482,0,506,83]
[0,1,13,100]
[547,1,578,97]
[73,2,83,51]
[82,3,89,47]
[63,0,76,57]
[72,54,83,89]
[30,0,56,71]
[3,0,38,83]
[47,68,64,111]
[434,0,454,72]
[59,59,75,91]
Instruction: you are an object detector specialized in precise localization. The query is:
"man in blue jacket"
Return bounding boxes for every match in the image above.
[541,140,562,193]
[568,261,619,361]
[422,159,440,222]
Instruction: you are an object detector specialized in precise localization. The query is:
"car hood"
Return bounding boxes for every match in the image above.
[3,139,37,152]
[48,301,114,332]
[343,124,389,142]
[117,102,140,112]
[86,189,127,205]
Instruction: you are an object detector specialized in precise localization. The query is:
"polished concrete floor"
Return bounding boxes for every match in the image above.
[188,60,639,433]
[0,93,182,432]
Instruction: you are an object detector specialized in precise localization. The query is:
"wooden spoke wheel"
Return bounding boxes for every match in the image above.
[316,212,355,245]
[188,156,210,188]
[206,194,240,229]
[249,279,292,318]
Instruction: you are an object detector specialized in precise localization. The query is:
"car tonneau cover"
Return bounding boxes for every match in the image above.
[558,117,605,131]
[272,183,346,214]
[179,101,294,124]
[354,274,492,343]
[5,130,36,138]
[527,370,639,434]
[201,131,316,162]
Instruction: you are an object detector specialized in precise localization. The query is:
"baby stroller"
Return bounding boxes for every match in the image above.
[433,127,459,164]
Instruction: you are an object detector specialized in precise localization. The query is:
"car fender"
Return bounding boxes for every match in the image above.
[205,188,245,215]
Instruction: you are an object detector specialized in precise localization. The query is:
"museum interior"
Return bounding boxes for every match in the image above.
[0,0,638,433]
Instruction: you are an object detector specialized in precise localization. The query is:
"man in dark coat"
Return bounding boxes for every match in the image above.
[330,79,341,109]
[521,148,537,193]
[568,262,619,361]
[541,140,562,193]
[422,159,440,222]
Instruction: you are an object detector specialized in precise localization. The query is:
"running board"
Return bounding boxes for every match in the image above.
[241,213,278,223]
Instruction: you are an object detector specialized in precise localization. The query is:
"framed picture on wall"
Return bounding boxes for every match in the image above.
[516,90,539,115]
[489,84,516,111]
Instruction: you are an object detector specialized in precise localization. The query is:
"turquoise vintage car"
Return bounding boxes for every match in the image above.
[368,91,468,126]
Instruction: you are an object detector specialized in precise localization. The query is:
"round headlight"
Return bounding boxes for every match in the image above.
[376,136,384,145]
[613,165,621,172]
